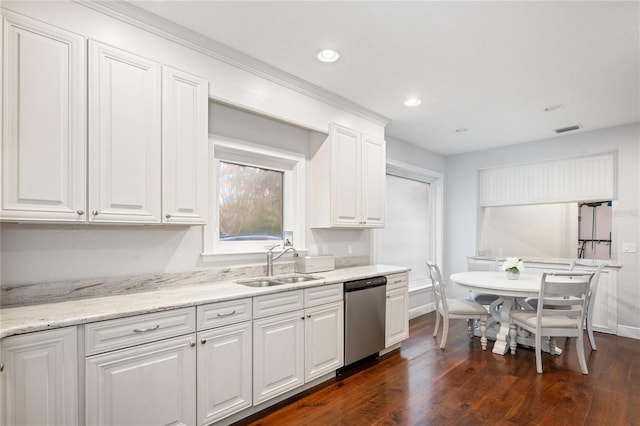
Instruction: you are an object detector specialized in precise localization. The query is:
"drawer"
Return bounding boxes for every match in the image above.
[197,298,252,331]
[253,290,304,319]
[85,307,195,356]
[304,283,343,307]
[386,272,409,290]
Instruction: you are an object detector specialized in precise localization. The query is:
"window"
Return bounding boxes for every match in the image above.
[218,162,283,242]
[203,135,305,260]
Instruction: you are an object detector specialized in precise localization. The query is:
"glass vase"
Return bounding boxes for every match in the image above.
[507,271,520,280]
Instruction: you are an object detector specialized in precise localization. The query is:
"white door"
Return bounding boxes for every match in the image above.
[1,327,79,426]
[304,301,344,381]
[162,66,209,224]
[88,40,161,223]
[253,310,304,404]
[386,287,410,347]
[2,12,86,222]
[197,322,252,425]
[330,124,361,226]
[361,135,386,227]
[85,335,196,426]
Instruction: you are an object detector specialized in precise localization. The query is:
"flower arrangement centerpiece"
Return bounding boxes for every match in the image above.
[502,257,524,280]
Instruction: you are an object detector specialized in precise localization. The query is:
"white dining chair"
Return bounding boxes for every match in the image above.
[427,260,488,350]
[466,256,501,306]
[527,262,604,351]
[570,262,604,351]
[509,271,594,374]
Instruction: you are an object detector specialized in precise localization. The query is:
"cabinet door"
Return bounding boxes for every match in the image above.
[386,287,409,347]
[253,311,304,404]
[330,124,362,226]
[1,13,86,222]
[85,335,196,426]
[162,66,209,224]
[88,41,161,223]
[304,301,344,382]
[197,322,252,425]
[361,135,386,227]
[1,327,79,426]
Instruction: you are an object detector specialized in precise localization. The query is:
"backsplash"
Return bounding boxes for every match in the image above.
[1,255,369,307]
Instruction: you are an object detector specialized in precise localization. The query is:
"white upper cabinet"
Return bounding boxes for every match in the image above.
[162,66,209,224]
[311,123,385,228]
[88,40,162,223]
[1,12,87,222]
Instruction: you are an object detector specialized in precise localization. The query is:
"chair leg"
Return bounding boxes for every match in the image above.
[535,333,543,374]
[509,323,518,354]
[479,318,487,350]
[576,332,589,374]
[433,311,440,338]
[440,316,450,350]
[586,309,597,350]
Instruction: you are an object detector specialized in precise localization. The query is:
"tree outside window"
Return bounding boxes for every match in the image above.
[218,161,283,241]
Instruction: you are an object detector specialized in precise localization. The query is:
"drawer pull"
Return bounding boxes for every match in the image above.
[132,325,160,333]
[216,310,236,317]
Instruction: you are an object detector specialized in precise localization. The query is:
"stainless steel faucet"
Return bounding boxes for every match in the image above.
[266,243,298,276]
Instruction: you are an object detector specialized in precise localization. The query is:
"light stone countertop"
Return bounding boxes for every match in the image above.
[0,264,409,339]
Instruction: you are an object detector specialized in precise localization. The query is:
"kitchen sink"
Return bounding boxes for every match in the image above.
[236,275,322,287]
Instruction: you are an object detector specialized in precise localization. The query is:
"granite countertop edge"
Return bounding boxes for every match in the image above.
[0,264,410,339]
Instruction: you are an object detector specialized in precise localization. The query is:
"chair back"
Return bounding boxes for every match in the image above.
[537,271,594,325]
[569,262,605,310]
[427,260,448,314]
[466,256,499,272]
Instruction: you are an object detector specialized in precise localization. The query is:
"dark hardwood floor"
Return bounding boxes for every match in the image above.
[238,313,640,426]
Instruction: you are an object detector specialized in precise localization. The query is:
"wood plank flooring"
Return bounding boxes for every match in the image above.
[237,313,640,426]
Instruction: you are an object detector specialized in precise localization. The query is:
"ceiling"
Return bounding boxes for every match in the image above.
[125,1,639,156]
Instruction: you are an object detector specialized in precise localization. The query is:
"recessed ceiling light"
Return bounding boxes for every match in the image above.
[404,98,422,107]
[544,104,564,112]
[316,49,340,63]
[455,128,468,133]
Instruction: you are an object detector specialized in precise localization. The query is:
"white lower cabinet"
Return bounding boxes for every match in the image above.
[304,301,344,381]
[385,273,410,347]
[253,284,344,406]
[197,321,252,425]
[0,327,79,426]
[253,309,305,405]
[85,335,196,426]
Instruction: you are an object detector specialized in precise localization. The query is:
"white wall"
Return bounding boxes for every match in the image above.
[478,203,579,258]
[444,123,640,335]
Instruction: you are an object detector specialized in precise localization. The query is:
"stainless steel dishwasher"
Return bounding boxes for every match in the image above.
[343,276,387,366]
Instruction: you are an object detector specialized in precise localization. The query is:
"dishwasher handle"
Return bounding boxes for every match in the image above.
[344,276,387,292]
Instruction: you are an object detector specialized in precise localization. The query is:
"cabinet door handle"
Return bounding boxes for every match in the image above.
[76,210,84,216]
[200,339,207,344]
[300,317,305,320]
[306,314,311,319]
[189,342,196,347]
[165,214,171,219]
[0,363,4,372]
[216,310,236,317]
[132,325,160,333]
[92,210,99,216]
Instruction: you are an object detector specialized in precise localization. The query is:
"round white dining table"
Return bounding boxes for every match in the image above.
[450,271,541,355]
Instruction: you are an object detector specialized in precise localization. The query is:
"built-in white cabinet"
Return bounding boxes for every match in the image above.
[2,22,209,225]
[310,123,385,228]
[1,12,87,222]
[162,66,209,224]
[253,284,344,405]
[88,40,162,223]
[304,300,344,381]
[385,273,409,347]
[84,308,197,425]
[196,299,252,425]
[0,327,79,426]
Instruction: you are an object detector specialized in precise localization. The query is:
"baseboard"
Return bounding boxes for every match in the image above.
[617,324,640,340]
[409,302,435,320]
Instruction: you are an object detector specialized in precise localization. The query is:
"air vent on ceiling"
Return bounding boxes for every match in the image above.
[555,125,582,134]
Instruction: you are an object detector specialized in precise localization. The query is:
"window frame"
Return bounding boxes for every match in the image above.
[202,135,306,261]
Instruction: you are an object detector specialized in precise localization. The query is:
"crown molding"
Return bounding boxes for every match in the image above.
[76,0,389,127]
